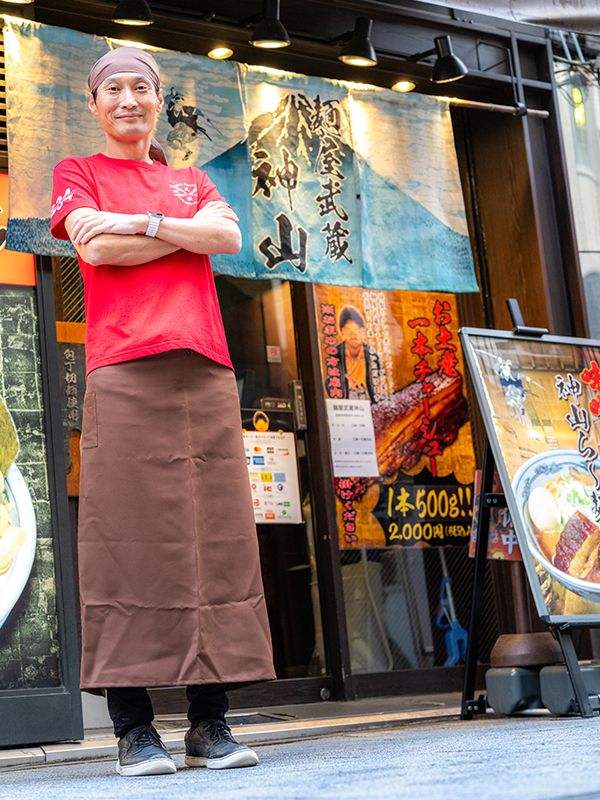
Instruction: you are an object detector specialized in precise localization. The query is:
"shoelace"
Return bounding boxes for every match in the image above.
[132,726,162,748]
[202,720,234,742]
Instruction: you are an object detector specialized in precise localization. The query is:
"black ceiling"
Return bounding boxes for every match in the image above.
[4,0,552,104]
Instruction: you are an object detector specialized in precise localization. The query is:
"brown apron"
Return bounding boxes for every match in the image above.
[78,349,275,689]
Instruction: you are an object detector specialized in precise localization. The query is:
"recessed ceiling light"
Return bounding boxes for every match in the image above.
[208,47,234,60]
[392,80,417,92]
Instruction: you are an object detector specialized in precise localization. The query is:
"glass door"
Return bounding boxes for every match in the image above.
[215,275,327,682]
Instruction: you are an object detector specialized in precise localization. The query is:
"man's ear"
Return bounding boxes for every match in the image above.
[156,88,164,114]
[89,92,99,116]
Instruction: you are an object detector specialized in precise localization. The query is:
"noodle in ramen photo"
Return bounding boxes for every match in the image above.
[527,470,600,582]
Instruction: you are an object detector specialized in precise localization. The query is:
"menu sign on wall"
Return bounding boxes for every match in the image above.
[315,284,476,548]
[242,409,302,524]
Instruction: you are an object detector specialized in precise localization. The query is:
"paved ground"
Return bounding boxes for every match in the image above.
[1,714,600,800]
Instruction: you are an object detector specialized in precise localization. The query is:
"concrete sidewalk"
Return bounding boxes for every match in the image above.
[1,713,600,799]
[0,693,462,769]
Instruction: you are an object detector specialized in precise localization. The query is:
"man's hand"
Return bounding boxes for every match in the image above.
[65,207,180,267]
[69,210,148,244]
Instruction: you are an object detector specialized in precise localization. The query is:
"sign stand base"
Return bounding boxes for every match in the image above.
[461,439,600,720]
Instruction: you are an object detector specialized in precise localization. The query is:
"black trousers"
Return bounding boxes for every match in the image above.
[106,684,230,739]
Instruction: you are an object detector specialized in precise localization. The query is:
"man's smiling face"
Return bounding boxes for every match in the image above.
[89,72,163,143]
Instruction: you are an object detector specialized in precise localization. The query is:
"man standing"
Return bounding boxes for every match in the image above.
[51,47,275,777]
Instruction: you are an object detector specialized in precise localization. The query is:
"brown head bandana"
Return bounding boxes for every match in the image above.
[88,47,168,165]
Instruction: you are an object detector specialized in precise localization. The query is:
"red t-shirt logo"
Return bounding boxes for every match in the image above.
[51,187,76,217]
[170,183,198,205]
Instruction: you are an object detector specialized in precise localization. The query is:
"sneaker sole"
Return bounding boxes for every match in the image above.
[185,750,259,769]
[117,758,177,777]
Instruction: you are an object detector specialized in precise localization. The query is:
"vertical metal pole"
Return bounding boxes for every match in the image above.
[461,439,495,719]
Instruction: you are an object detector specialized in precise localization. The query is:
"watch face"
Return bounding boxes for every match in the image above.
[147,210,164,219]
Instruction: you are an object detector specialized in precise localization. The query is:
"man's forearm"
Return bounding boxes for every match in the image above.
[75,233,180,267]
[67,203,242,261]
[156,217,242,255]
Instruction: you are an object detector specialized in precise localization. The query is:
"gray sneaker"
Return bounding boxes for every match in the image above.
[117,724,176,776]
[185,720,259,769]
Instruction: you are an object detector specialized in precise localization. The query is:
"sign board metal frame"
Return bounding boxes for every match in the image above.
[460,325,600,718]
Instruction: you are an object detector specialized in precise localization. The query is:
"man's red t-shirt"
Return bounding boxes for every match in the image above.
[51,153,232,376]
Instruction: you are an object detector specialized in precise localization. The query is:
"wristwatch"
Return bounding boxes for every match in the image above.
[145,210,164,238]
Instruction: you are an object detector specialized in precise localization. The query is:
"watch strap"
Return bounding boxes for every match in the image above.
[145,211,163,238]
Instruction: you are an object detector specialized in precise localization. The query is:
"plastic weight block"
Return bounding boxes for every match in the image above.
[485,667,543,715]
[540,663,600,715]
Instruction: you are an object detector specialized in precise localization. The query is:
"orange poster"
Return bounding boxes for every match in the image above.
[0,173,35,286]
[314,285,476,548]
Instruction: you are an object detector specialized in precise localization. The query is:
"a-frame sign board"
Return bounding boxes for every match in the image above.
[460,309,600,719]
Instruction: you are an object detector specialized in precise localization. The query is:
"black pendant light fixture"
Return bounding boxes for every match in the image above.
[113,0,154,26]
[250,0,290,49]
[402,34,467,83]
[338,18,377,67]
[431,35,468,83]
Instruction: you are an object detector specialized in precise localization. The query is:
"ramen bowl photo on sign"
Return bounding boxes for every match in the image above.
[513,449,600,603]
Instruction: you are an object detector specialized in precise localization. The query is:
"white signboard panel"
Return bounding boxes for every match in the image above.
[325,399,379,478]
[242,410,303,524]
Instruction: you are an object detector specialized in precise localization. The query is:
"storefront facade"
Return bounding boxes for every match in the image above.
[0,0,587,745]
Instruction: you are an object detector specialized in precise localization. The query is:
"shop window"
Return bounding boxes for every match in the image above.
[340,547,497,672]
[312,283,500,676]
[215,276,297,408]
[555,68,600,337]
